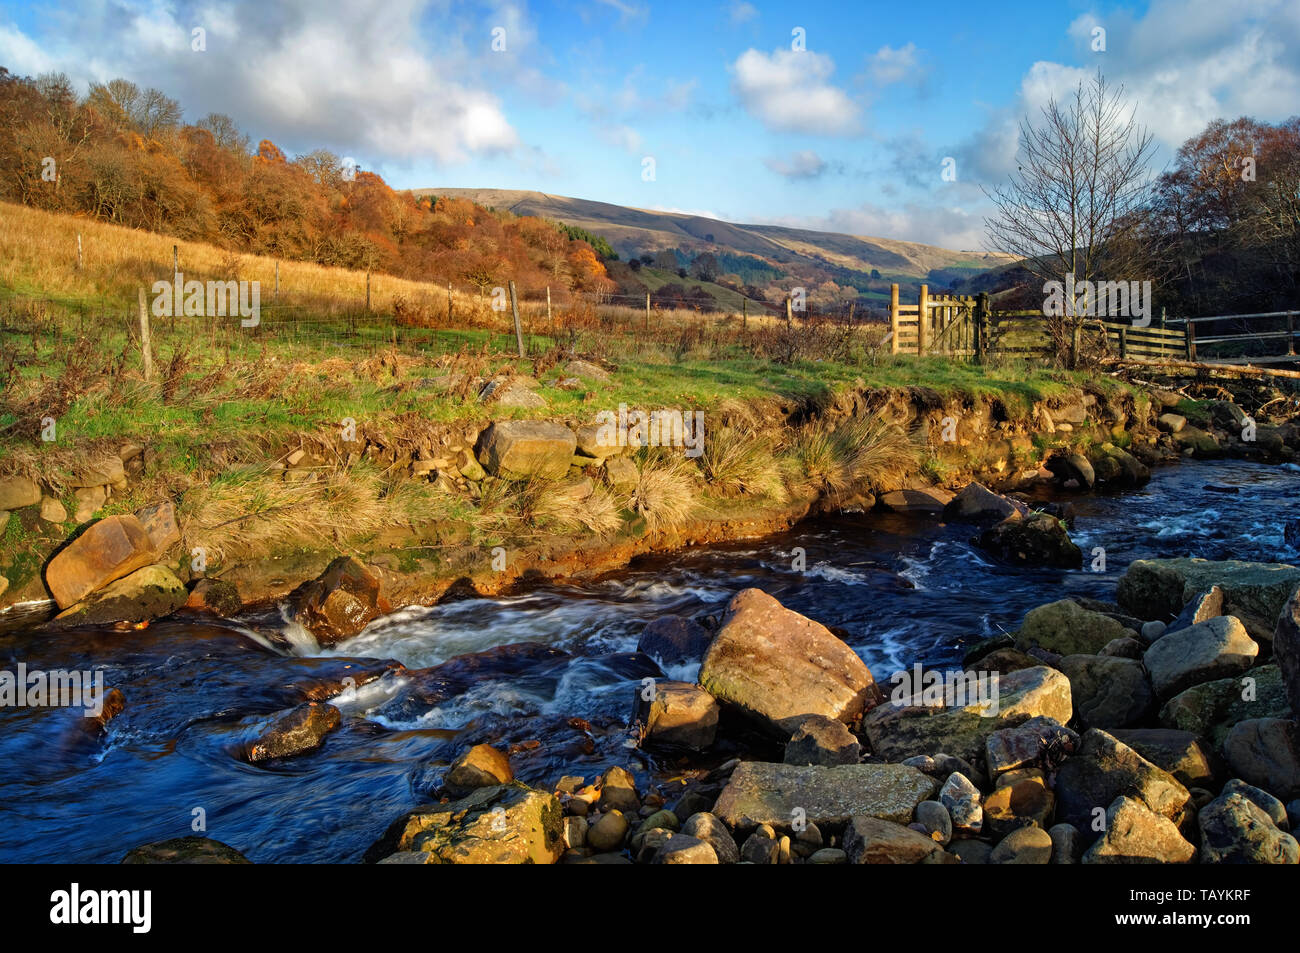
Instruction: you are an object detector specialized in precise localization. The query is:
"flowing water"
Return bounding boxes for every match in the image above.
[2,458,1297,863]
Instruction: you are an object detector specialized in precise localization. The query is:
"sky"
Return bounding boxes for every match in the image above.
[1,0,1297,251]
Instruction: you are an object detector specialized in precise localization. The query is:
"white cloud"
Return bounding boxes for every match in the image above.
[599,124,644,153]
[764,149,827,179]
[867,42,923,86]
[729,2,759,24]
[731,48,860,135]
[794,202,987,251]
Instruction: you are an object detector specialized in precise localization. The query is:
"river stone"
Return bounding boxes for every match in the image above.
[1082,796,1196,864]
[122,837,251,864]
[902,752,984,787]
[1140,620,1167,643]
[844,816,953,864]
[698,588,882,737]
[185,578,243,616]
[631,809,679,851]
[289,556,391,647]
[1109,729,1220,789]
[1222,778,1289,827]
[1046,451,1094,488]
[983,772,1054,836]
[784,713,861,766]
[476,420,576,480]
[712,761,934,832]
[975,647,1041,676]
[51,564,187,626]
[1168,586,1225,634]
[978,512,1082,568]
[0,476,40,511]
[985,716,1079,776]
[1017,599,1131,656]
[1143,616,1258,698]
[1058,654,1154,729]
[740,824,780,864]
[1222,718,1300,800]
[373,782,564,864]
[681,812,739,864]
[915,800,953,845]
[134,500,181,553]
[39,496,66,523]
[446,743,513,795]
[1088,443,1150,489]
[44,514,158,609]
[1119,558,1300,633]
[879,487,953,515]
[587,810,631,851]
[1274,583,1300,716]
[1158,413,1187,433]
[574,423,621,459]
[636,614,713,666]
[939,772,983,834]
[943,482,1026,525]
[72,485,107,522]
[1049,823,1081,863]
[652,834,717,864]
[1199,792,1299,864]
[1101,636,1145,659]
[1158,664,1291,746]
[990,825,1053,864]
[809,847,847,864]
[67,455,126,488]
[1174,425,1220,457]
[597,765,641,813]
[1055,729,1192,837]
[634,680,718,750]
[863,665,1072,765]
[242,702,342,762]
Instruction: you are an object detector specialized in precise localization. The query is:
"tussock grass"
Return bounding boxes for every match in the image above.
[796,417,918,498]
[698,426,787,501]
[626,448,701,534]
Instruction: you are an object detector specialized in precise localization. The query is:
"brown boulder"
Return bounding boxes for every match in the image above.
[289,556,391,646]
[44,515,158,609]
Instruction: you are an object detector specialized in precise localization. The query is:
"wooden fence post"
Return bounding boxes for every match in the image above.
[172,244,178,276]
[917,284,929,356]
[447,283,453,322]
[1186,321,1196,362]
[742,298,747,330]
[975,293,988,363]
[76,232,82,271]
[889,284,900,354]
[1119,325,1128,359]
[785,296,793,327]
[365,269,371,312]
[546,286,552,324]
[275,261,280,299]
[645,292,651,329]
[1289,311,1296,356]
[508,280,525,358]
[137,286,153,382]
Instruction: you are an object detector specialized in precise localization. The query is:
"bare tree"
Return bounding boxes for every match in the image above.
[984,70,1156,365]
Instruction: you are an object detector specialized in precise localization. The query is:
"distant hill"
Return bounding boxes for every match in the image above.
[414,188,1014,291]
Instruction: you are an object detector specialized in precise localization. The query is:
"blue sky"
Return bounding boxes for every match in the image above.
[2,0,1297,249]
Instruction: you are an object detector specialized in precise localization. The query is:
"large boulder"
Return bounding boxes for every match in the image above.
[44,515,158,609]
[476,420,577,480]
[697,588,882,736]
[879,488,953,516]
[711,761,935,832]
[445,744,513,795]
[0,475,41,511]
[1273,583,1300,717]
[289,556,391,646]
[1082,796,1196,864]
[1087,443,1150,489]
[633,680,719,750]
[843,816,952,864]
[1222,718,1300,800]
[636,615,713,667]
[978,512,1082,569]
[121,837,251,864]
[1057,654,1154,729]
[369,783,564,864]
[50,564,186,626]
[784,714,861,766]
[1118,558,1300,633]
[1142,616,1258,698]
[240,702,342,763]
[984,716,1079,777]
[863,665,1072,765]
[134,500,181,553]
[1158,664,1292,747]
[1199,791,1300,864]
[1109,729,1220,789]
[1054,729,1192,837]
[1017,599,1132,656]
[942,482,1026,525]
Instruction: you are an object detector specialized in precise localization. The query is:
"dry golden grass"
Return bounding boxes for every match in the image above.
[698,425,788,501]
[625,448,702,534]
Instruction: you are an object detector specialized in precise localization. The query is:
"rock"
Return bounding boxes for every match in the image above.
[1046,451,1095,489]
[1119,558,1300,632]
[1158,664,1291,746]
[697,588,882,737]
[564,359,609,381]
[134,500,181,553]
[712,761,935,831]
[1018,599,1132,656]
[597,765,641,813]
[1088,443,1150,488]
[808,847,847,864]
[479,376,546,408]
[978,513,1082,568]
[1054,729,1192,836]
[1288,798,1300,828]
[603,455,638,489]
[0,574,7,600]
[184,578,243,616]
[1109,729,1220,789]
[984,771,1054,835]
[1058,654,1154,729]
[1049,823,1081,863]
[1222,778,1290,828]
[844,816,952,864]
[51,564,187,626]
[44,515,158,609]
[1222,718,1300,800]
[740,824,780,864]
[1199,792,1299,864]
[630,809,679,851]
[39,496,66,523]
[1140,621,1167,643]
[0,475,41,510]
[864,665,1072,765]
[446,744,513,795]
[879,487,953,515]
[784,714,861,766]
[67,456,125,488]
[902,752,984,786]
[914,800,953,845]
[681,812,739,864]
[990,825,1053,864]
[476,420,576,480]
[562,816,586,849]
[1168,587,1227,633]
[1157,413,1187,433]
[73,485,107,522]
[1101,636,1145,659]
[1082,796,1196,864]
[242,702,341,762]
[121,837,251,864]
[942,482,1026,525]
[1273,582,1300,716]
[948,839,993,864]
[587,810,631,851]
[370,782,564,864]
[973,647,1042,676]
[1174,424,1221,457]
[288,556,391,646]
[1143,616,1257,699]
[939,772,983,834]
[634,680,718,750]
[985,716,1079,776]
[636,615,713,666]
[652,834,717,864]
